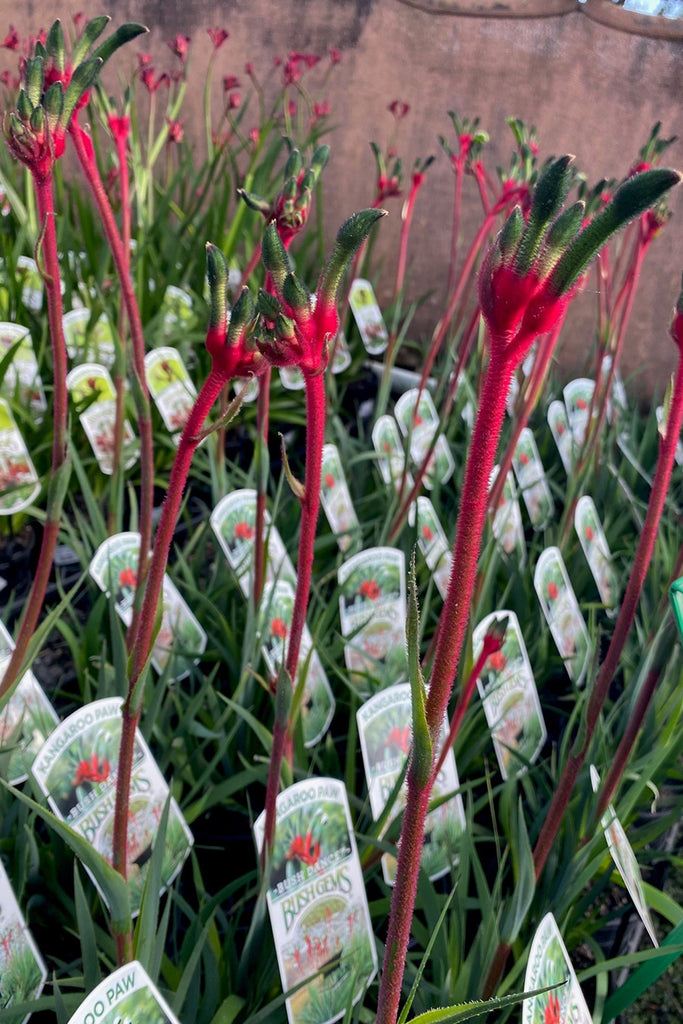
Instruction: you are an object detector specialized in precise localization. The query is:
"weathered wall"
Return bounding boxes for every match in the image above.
[2,0,682,397]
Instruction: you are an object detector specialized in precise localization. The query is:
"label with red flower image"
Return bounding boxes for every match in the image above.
[534,547,590,685]
[0,397,41,514]
[320,444,359,553]
[490,466,526,566]
[0,653,59,786]
[472,611,546,779]
[348,278,388,355]
[589,766,658,947]
[512,428,554,531]
[394,387,454,489]
[0,855,47,1024]
[31,698,193,918]
[337,548,407,692]
[563,378,595,450]
[89,533,207,682]
[160,285,196,339]
[210,489,296,597]
[253,778,377,1024]
[601,354,628,424]
[372,416,415,497]
[66,364,138,475]
[258,581,335,747]
[357,684,466,885]
[15,255,44,312]
[547,400,574,475]
[415,496,451,600]
[574,496,618,615]
[67,960,180,1024]
[523,912,591,1024]
[0,322,47,418]
[62,308,117,367]
[280,366,305,391]
[144,347,197,444]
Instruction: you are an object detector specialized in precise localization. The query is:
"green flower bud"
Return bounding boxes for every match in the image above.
[227,287,256,347]
[205,243,229,333]
[261,221,291,295]
[46,20,66,73]
[318,208,387,307]
[282,273,310,315]
[284,147,302,180]
[257,288,283,322]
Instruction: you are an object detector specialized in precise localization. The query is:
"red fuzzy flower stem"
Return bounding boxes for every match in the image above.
[447,157,465,299]
[0,175,68,703]
[393,174,423,304]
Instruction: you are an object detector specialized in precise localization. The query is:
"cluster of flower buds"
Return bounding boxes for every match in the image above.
[253,209,385,375]
[439,110,489,174]
[238,143,330,248]
[4,17,145,182]
[370,140,403,205]
[479,155,681,365]
[205,244,264,382]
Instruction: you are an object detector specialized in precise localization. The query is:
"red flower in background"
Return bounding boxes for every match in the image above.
[167,34,191,63]
[1,26,19,50]
[388,99,410,120]
[207,27,229,50]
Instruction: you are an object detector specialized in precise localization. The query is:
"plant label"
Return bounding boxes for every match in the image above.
[144,347,197,442]
[472,611,546,779]
[67,364,138,474]
[233,375,260,403]
[534,547,590,685]
[0,398,41,515]
[348,278,388,355]
[16,255,44,312]
[337,548,407,692]
[490,466,526,565]
[394,387,454,488]
[0,654,59,786]
[0,322,47,418]
[258,580,335,747]
[320,444,359,553]
[601,354,628,423]
[89,533,207,682]
[62,309,117,367]
[0,856,47,1023]
[32,698,193,917]
[563,378,595,449]
[161,285,195,339]
[210,489,297,597]
[656,403,683,466]
[280,366,305,390]
[372,415,414,497]
[574,496,619,614]
[512,428,554,530]
[357,683,465,885]
[547,400,574,475]
[253,778,377,1024]
[523,912,591,1024]
[330,329,352,374]
[67,960,181,1024]
[415,496,452,600]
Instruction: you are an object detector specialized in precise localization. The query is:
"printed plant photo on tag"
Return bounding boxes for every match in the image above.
[320,444,359,553]
[338,548,407,692]
[357,684,466,885]
[89,533,206,681]
[280,365,305,390]
[233,375,260,403]
[534,547,590,685]
[589,766,658,946]
[210,489,297,597]
[161,284,196,339]
[258,581,335,748]
[0,857,47,1024]
[145,347,197,441]
[253,778,377,1024]
[574,496,619,614]
[394,389,454,488]
[0,323,47,418]
[512,428,554,530]
[31,698,193,918]
[0,657,59,786]
[472,612,546,779]
[66,364,138,474]
[523,912,592,1024]
[62,309,117,367]
[490,466,526,565]
[330,329,352,374]
[547,400,575,475]
[394,388,440,436]
[348,278,389,355]
[415,496,452,600]
[372,416,414,496]
[16,256,44,312]
[66,960,181,1024]
[601,354,628,423]
[563,378,595,449]
[0,398,41,515]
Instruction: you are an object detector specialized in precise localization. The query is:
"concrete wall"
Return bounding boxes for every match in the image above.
[2,0,682,397]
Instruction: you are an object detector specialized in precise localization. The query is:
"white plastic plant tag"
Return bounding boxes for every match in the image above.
[32,698,193,917]
[523,912,591,1024]
[258,581,335,748]
[16,255,44,311]
[145,347,197,442]
[601,354,628,423]
[490,465,526,565]
[62,309,116,367]
[161,284,195,337]
[320,443,359,552]
[210,489,297,597]
[394,387,440,436]
[253,778,378,1024]
[0,322,47,418]
[330,329,352,374]
[338,547,407,692]
[415,496,452,600]
[512,427,554,531]
[394,388,454,488]
[233,375,259,403]
[372,415,414,496]
[67,960,181,1024]
[563,378,595,449]
[656,403,683,466]
[0,654,59,786]
[574,496,618,614]
[0,398,41,514]
[0,856,47,1023]
[348,278,389,355]
[472,611,546,779]
[89,533,207,682]
[547,400,574,475]
[506,370,519,417]
[280,365,305,390]
[589,766,658,946]
[357,683,466,885]
[534,547,590,685]
[67,364,138,475]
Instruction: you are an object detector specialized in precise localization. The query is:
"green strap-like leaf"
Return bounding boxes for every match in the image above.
[90,22,148,68]
[407,550,432,788]
[407,982,565,1024]
[71,15,110,66]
